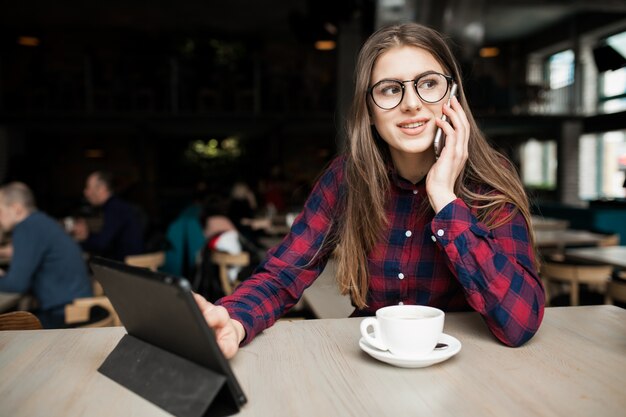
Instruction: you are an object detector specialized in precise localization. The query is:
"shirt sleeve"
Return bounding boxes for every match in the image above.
[216,158,344,345]
[430,198,544,347]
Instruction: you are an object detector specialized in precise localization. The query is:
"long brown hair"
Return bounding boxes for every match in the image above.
[336,23,535,309]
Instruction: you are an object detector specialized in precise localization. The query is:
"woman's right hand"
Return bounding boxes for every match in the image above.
[193,292,245,359]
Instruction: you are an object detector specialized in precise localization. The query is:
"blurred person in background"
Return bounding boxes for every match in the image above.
[72,170,144,261]
[228,181,268,247]
[162,181,209,276]
[0,182,92,328]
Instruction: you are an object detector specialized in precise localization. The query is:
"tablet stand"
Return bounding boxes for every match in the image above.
[98,334,240,417]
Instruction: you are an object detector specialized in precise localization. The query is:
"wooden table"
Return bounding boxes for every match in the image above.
[534,229,607,248]
[566,246,626,269]
[1,306,625,417]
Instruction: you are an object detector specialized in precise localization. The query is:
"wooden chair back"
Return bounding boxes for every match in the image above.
[541,262,613,306]
[92,279,105,297]
[65,296,119,327]
[124,251,165,272]
[597,234,620,247]
[606,280,626,305]
[0,311,42,330]
[209,251,250,295]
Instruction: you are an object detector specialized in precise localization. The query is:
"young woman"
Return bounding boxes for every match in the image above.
[194,22,545,358]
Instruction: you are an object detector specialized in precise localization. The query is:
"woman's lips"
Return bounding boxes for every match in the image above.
[397,119,429,136]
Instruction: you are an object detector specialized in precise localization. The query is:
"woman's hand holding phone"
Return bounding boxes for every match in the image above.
[426,94,470,213]
[433,83,459,159]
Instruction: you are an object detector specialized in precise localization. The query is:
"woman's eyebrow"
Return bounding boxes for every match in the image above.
[372,70,439,83]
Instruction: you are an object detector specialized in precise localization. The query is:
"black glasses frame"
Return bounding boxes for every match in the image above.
[367,72,454,110]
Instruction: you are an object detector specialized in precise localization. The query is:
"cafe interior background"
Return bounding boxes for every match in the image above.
[1,0,626,251]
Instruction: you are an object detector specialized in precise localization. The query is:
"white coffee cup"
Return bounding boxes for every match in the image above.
[360,305,444,357]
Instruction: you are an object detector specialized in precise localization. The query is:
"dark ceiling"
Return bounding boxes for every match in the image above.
[479,0,626,42]
[2,0,625,44]
[1,0,337,39]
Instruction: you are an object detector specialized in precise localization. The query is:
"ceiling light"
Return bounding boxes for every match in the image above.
[315,40,336,51]
[479,47,500,58]
[85,149,105,158]
[18,36,40,47]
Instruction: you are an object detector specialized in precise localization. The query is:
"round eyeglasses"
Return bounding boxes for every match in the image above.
[368,72,454,110]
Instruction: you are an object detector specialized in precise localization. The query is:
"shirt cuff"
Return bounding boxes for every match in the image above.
[430,198,490,245]
[214,298,257,346]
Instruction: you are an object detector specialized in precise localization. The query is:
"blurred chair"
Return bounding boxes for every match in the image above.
[209,251,250,295]
[65,296,118,327]
[606,280,626,305]
[597,233,620,247]
[0,311,42,331]
[541,261,613,306]
[92,279,104,297]
[124,251,165,272]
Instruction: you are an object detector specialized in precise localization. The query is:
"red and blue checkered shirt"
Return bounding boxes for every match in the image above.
[217,156,545,347]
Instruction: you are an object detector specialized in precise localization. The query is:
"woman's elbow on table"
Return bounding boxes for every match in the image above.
[492,301,545,347]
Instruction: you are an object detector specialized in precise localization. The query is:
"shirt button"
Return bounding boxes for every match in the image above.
[437,229,445,237]
[405,230,412,237]
[413,190,418,195]
[431,235,437,242]
[398,273,405,280]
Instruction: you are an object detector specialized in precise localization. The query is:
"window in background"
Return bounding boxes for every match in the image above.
[598,31,626,114]
[541,49,575,114]
[548,49,575,89]
[521,138,557,190]
[579,130,626,200]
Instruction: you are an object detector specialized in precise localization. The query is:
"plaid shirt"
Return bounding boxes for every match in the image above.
[217,156,544,347]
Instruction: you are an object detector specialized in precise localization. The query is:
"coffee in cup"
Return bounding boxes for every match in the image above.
[360,305,444,357]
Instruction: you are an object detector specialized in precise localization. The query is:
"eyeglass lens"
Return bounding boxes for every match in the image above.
[371,73,450,109]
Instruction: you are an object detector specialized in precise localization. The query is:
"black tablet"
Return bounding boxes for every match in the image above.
[90,256,247,415]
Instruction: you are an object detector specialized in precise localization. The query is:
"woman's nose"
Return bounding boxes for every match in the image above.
[400,84,423,111]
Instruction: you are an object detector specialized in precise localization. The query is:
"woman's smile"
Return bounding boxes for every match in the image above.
[397,117,430,136]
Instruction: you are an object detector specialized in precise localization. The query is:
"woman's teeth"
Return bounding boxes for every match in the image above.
[399,122,424,128]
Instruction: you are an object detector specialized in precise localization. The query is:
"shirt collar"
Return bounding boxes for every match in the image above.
[387,163,427,192]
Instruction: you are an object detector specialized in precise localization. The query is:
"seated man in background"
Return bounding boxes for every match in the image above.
[72,170,144,261]
[0,182,93,328]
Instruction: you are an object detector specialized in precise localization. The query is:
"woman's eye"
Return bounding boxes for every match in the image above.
[419,79,437,90]
[379,83,401,96]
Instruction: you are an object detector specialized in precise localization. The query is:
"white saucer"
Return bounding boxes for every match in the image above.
[359,333,461,368]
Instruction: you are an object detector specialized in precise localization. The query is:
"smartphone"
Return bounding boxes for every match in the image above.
[433,82,459,159]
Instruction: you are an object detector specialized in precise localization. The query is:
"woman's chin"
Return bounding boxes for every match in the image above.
[397,141,434,155]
